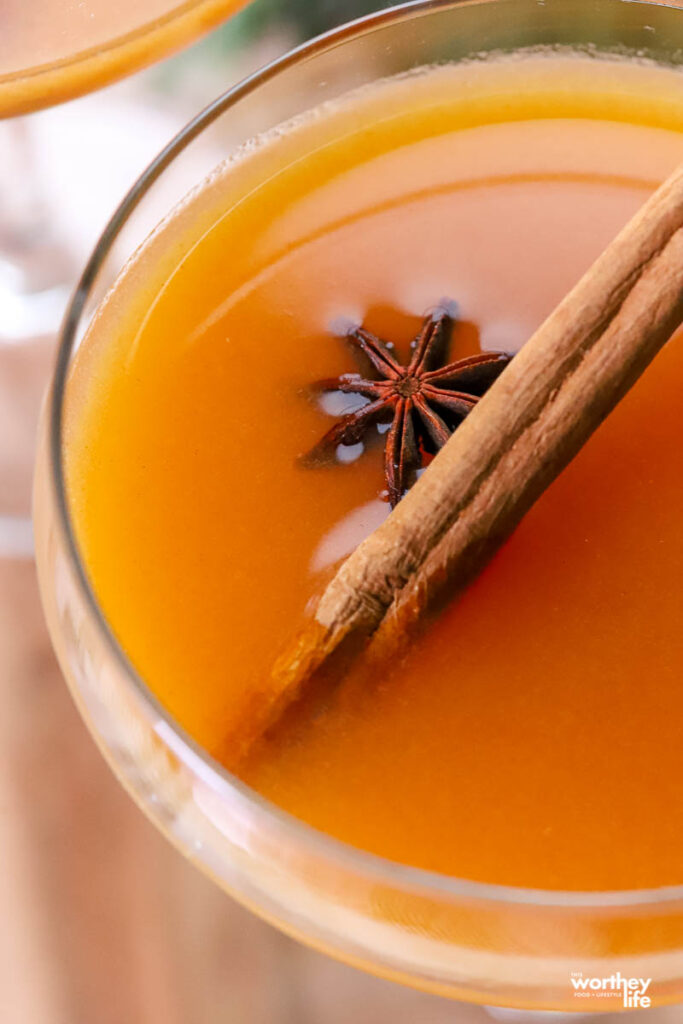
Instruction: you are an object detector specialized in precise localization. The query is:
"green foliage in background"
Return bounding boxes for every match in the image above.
[208,0,395,54]
[236,0,391,40]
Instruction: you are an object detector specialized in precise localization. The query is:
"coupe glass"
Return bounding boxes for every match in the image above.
[35,0,683,1011]
[0,0,248,117]
[0,0,249,557]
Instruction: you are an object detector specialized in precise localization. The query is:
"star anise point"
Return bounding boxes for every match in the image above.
[303,305,513,506]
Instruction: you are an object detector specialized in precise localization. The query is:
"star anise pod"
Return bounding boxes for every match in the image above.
[304,307,513,507]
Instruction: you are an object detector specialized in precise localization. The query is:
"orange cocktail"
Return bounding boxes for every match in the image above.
[0,0,247,116]
[62,51,683,895]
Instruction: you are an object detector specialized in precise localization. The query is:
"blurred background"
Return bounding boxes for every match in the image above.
[3,0,683,1021]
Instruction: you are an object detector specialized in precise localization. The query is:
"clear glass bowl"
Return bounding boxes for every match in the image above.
[35,0,683,1011]
[0,0,247,117]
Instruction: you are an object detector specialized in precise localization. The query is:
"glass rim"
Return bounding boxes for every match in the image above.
[48,0,683,912]
[0,0,242,111]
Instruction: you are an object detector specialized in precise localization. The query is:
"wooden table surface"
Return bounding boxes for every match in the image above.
[2,564,683,1024]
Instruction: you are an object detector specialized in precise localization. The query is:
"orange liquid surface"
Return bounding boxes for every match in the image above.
[66,56,683,891]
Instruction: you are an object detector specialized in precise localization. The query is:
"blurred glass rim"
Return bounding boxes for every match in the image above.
[47,0,683,911]
[0,0,252,109]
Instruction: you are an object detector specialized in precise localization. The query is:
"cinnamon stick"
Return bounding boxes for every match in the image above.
[225,161,683,767]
